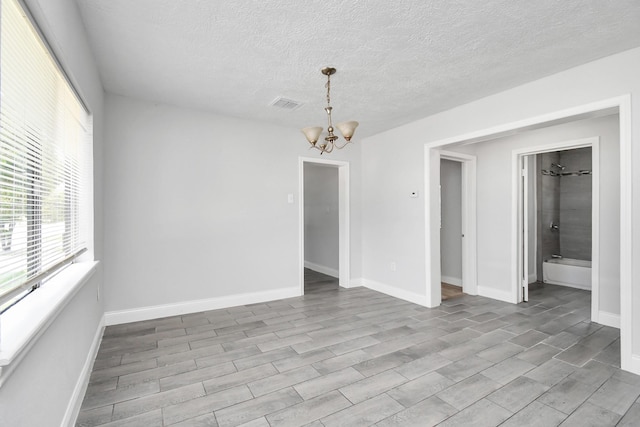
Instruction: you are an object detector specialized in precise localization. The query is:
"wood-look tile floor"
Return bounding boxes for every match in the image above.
[441,283,463,301]
[77,272,640,426]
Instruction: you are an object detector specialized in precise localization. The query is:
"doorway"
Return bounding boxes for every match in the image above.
[424,96,632,373]
[298,157,350,295]
[427,150,477,307]
[516,139,599,320]
[440,159,463,300]
[303,163,339,293]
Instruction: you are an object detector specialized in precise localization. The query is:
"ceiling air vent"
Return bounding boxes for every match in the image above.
[269,96,303,110]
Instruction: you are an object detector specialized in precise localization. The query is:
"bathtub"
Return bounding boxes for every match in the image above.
[542,258,592,290]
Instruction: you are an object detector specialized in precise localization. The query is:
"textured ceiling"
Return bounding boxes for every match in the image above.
[76,0,640,137]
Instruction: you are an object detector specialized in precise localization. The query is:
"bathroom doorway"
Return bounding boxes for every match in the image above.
[516,138,599,321]
[521,147,594,297]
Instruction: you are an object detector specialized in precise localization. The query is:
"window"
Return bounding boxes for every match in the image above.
[0,0,92,312]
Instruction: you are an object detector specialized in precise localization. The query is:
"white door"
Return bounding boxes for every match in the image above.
[521,155,530,302]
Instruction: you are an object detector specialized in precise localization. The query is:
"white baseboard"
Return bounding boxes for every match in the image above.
[597,310,620,329]
[105,287,300,326]
[478,286,514,303]
[63,315,105,427]
[348,277,364,288]
[304,261,338,278]
[528,273,538,284]
[362,279,426,306]
[629,354,640,376]
[441,275,462,287]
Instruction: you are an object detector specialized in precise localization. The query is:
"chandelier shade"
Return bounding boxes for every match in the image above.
[301,126,323,145]
[302,67,358,154]
[336,121,358,141]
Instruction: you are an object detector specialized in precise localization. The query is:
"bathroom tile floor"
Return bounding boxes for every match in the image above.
[77,273,640,426]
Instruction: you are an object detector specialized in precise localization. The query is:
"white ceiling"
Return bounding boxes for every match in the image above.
[76,0,640,137]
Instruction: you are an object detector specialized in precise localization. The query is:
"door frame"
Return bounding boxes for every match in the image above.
[298,157,350,294]
[519,155,532,302]
[513,138,600,319]
[425,150,477,307]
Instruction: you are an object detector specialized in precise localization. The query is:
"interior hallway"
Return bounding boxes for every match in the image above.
[77,283,640,426]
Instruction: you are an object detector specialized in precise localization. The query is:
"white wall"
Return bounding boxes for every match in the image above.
[451,116,618,312]
[440,159,462,284]
[0,0,105,426]
[361,47,640,368]
[304,164,339,276]
[362,141,426,298]
[103,94,362,317]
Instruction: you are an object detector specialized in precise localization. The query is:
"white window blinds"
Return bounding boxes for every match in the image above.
[0,0,92,309]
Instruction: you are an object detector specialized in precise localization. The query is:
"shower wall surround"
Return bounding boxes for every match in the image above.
[558,148,592,260]
[536,152,561,280]
[536,147,592,277]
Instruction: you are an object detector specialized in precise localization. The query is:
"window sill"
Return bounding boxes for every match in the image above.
[0,260,99,387]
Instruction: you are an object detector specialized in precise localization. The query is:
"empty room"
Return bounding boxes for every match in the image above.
[2,1,640,426]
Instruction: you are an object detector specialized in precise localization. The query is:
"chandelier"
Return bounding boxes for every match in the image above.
[301,67,358,154]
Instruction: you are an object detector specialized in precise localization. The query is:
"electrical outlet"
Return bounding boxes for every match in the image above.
[390,262,397,272]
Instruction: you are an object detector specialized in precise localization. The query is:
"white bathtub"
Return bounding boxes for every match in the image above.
[542,258,592,290]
